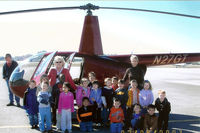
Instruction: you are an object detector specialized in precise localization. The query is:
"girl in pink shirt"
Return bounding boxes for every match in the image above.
[58,82,74,133]
[76,78,91,108]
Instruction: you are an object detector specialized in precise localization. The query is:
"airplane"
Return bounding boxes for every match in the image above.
[1,3,199,98]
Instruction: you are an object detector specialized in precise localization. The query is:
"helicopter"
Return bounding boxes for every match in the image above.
[2,3,200,98]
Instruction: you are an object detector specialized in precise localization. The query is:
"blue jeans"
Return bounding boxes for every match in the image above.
[6,79,20,104]
[110,123,123,133]
[80,122,93,132]
[101,108,109,124]
[131,118,138,128]
[39,107,51,131]
[28,114,38,126]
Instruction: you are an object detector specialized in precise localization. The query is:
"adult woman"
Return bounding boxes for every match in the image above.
[48,56,76,90]
[123,55,145,90]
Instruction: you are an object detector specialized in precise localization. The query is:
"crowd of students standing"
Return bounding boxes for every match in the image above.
[23,55,171,133]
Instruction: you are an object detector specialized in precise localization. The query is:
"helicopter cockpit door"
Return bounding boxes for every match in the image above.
[64,52,76,71]
[32,51,57,85]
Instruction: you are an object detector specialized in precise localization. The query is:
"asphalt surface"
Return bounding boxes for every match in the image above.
[0,67,199,133]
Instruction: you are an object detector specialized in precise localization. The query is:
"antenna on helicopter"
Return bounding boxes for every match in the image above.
[80,3,99,16]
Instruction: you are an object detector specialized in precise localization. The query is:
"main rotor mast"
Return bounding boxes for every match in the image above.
[80,3,99,16]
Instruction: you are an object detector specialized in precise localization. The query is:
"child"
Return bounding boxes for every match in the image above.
[51,74,65,128]
[77,97,97,132]
[109,99,124,133]
[144,104,158,133]
[58,82,74,133]
[155,90,171,131]
[89,80,102,126]
[126,80,140,128]
[114,79,128,117]
[88,72,96,88]
[37,81,52,133]
[24,80,39,129]
[36,74,52,96]
[76,78,91,108]
[101,78,114,126]
[131,104,143,131]
[139,80,154,115]
[112,76,118,91]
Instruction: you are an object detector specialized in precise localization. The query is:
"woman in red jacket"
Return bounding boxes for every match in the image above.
[48,56,76,90]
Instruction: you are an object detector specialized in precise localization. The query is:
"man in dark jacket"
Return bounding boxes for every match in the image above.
[2,53,20,106]
[123,55,146,90]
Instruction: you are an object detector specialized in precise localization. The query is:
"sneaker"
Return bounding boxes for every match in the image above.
[96,123,101,126]
[47,129,52,133]
[34,125,38,129]
[64,129,69,133]
[55,128,61,131]
[6,103,14,106]
[17,103,21,107]
[31,125,34,129]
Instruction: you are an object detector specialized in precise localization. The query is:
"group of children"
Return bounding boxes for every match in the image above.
[23,71,171,133]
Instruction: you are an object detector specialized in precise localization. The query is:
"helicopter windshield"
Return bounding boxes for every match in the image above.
[9,52,45,97]
[32,51,57,85]
[10,52,45,85]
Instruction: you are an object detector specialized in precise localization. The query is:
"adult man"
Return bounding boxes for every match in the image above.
[123,55,146,90]
[2,53,20,107]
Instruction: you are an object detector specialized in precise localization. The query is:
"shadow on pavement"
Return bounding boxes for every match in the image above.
[168,113,200,133]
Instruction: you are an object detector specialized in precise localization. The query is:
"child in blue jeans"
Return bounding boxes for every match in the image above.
[24,80,39,129]
[77,97,97,132]
[131,104,144,132]
[109,99,124,133]
[37,81,52,133]
[89,80,102,126]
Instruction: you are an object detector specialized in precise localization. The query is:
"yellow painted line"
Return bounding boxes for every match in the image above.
[72,124,80,127]
[169,119,200,123]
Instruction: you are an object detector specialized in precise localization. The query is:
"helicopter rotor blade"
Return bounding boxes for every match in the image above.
[99,7,200,19]
[0,6,80,15]
[0,3,199,19]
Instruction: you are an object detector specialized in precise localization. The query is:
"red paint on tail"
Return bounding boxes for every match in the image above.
[79,15,103,55]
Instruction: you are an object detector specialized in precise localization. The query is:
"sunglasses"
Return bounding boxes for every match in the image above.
[56,61,62,63]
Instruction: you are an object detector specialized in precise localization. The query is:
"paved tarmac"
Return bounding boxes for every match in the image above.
[0,67,199,133]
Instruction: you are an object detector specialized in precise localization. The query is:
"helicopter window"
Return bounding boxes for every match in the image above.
[66,57,84,81]
[33,52,55,78]
[33,56,47,78]
[47,55,84,83]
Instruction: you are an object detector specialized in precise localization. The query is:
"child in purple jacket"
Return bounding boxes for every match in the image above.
[139,80,154,115]
[58,82,74,133]
[89,80,102,126]
[76,78,91,108]
[24,80,39,129]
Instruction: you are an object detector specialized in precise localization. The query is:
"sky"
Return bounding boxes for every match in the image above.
[0,1,200,56]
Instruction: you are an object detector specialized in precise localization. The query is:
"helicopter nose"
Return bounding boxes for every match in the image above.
[9,67,29,98]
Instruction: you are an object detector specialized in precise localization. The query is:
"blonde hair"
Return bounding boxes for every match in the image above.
[130,79,138,86]
[53,56,65,66]
[88,72,96,77]
[81,78,89,84]
[130,55,139,62]
[158,90,166,95]
[104,77,112,83]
